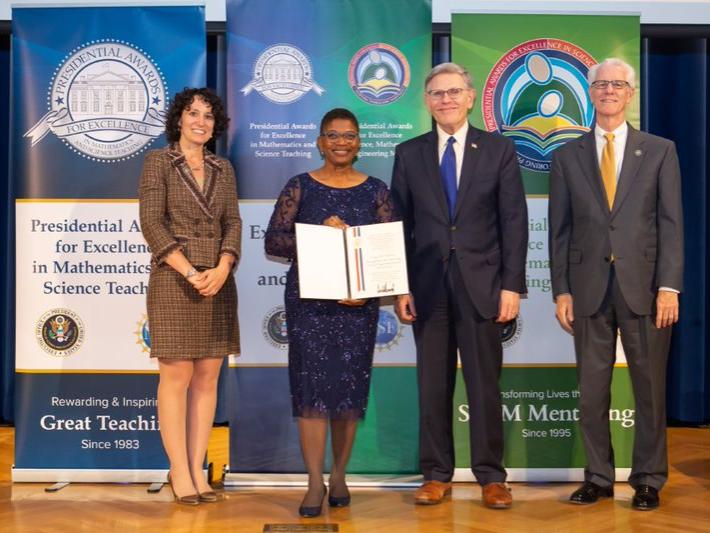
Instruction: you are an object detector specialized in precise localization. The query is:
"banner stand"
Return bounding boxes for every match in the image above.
[224,473,423,488]
[11,468,169,483]
[223,469,630,487]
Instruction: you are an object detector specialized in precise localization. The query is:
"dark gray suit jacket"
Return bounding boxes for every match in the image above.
[392,125,528,320]
[549,124,684,317]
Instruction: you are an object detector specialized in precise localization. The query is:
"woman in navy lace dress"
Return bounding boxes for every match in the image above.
[265,108,396,517]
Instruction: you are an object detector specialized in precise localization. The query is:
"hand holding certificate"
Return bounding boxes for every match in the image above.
[295,221,409,300]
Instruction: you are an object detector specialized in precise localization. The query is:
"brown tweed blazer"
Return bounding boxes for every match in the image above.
[139,144,241,268]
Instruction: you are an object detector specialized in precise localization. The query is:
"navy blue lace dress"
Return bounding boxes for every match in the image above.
[265,173,396,420]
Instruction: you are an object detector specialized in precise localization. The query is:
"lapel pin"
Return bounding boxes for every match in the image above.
[634,149,642,156]
[471,142,478,149]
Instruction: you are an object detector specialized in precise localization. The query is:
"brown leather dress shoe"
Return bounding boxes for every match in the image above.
[482,482,512,509]
[414,480,452,505]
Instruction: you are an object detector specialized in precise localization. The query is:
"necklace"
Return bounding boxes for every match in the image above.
[187,157,204,171]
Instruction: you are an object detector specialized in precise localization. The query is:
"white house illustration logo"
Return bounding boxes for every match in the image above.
[25,39,168,162]
[241,44,324,104]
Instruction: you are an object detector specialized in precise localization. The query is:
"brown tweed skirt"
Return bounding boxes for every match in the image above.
[146,265,240,359]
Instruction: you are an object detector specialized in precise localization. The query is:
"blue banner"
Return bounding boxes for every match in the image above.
[225,0,432,476]
[12,5,206,481]
[14,374,164,473]
[12,6,205,199]
[227,0,432,199]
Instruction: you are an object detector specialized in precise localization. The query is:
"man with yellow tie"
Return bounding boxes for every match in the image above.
[549,58,684,510]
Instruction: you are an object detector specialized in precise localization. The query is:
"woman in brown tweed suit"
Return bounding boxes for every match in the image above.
[139,87,240,505]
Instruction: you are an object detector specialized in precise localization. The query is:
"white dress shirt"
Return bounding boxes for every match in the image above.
[437,122,468,186]
[595,122,628,181]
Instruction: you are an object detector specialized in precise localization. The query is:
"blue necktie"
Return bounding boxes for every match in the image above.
[440,136,457,220]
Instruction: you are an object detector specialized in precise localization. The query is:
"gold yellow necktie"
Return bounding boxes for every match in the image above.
[601,132,616,209]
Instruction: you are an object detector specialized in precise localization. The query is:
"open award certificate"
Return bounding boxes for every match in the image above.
[295,221,409,300]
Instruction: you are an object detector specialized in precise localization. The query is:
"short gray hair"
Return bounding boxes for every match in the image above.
[425,62,474,90]
[587,58,636,88]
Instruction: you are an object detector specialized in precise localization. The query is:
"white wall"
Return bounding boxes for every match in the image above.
[1,0,224,21]
[2,0,710,24]
[435,0,710,24]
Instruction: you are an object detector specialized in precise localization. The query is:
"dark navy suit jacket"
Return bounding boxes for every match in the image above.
[392,124,528,320]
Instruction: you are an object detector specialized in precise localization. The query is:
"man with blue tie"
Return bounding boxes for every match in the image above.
[549,58,683,510]
[392,62,528,508]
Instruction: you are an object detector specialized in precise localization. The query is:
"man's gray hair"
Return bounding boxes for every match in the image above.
[587,58,636,88]
[425,62,475,90]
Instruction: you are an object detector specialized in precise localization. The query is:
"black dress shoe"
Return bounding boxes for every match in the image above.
[632,485,659,510]
[299,485,327,518]
[569,481,614,504]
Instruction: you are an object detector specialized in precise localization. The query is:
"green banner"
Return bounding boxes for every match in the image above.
[451,13,640,478]
[350,367,634,474]
[455,367,634,470]
[453,14,640,195]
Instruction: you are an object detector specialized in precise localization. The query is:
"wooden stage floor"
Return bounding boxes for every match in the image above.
[1,426,708,532]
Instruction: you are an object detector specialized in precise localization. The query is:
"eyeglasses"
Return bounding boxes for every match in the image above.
[321,131,359,142]
[590,80,631,90]
[426,87,468,100]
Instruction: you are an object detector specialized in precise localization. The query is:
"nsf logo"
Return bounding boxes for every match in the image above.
[482,39,596,173]
[134,314,151,354]
[375,309,403,352]
[25,39,168,162]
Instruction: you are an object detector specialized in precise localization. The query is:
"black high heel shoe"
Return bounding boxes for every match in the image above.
[328,482,351,507]
[328,492,351,507]
[167,472,199,506]
[298,484,327,518]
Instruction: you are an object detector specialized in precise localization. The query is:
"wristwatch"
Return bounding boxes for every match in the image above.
[184,268,198,279]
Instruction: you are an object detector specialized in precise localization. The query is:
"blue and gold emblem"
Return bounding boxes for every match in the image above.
[349,43,410,105]
[134,314,151,354]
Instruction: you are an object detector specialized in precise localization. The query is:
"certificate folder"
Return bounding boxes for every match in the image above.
[295,221,409,300]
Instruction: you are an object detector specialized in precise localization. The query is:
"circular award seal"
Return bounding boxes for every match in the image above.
[25,39,168,162]
[375,308,403,352]
[135,314,151,354]
[35,308,85,357]
[349,43,410,105]
[501,315,524,349]
[262,305,289,349]
[241,44,324,104]
[481,39,597,173]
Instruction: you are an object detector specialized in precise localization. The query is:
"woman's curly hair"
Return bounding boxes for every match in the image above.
[164,87,230,143]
